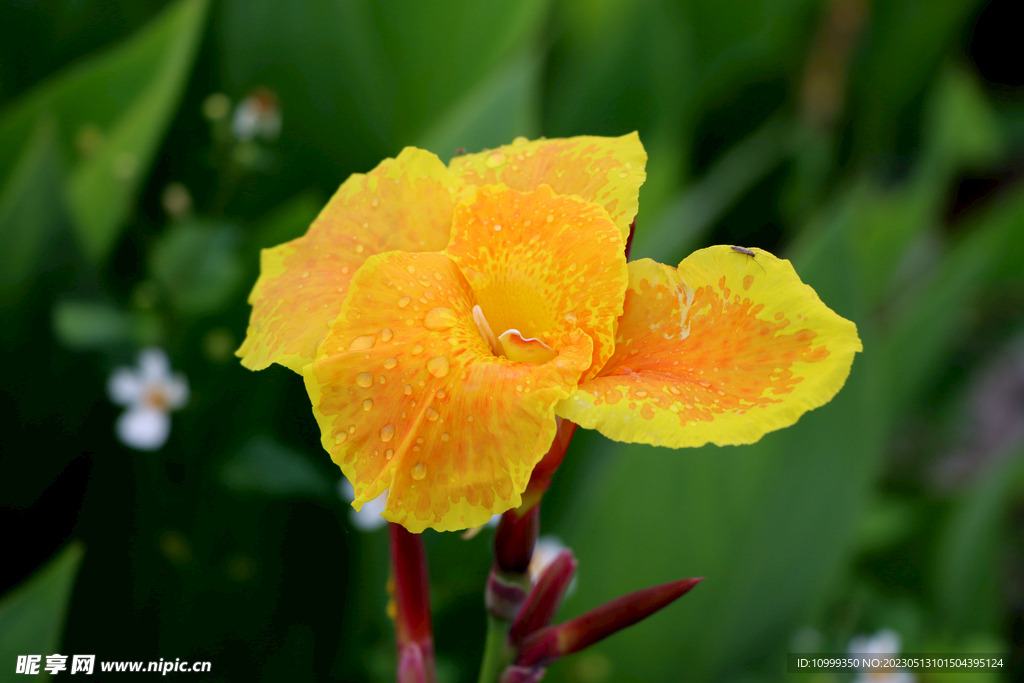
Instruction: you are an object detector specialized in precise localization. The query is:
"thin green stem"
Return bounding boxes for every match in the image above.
[476,615,514,683]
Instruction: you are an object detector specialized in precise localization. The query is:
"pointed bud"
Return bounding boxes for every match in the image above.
[494,503,540,576]
[510,549,577,644]
[499,665,547,683]
[390,524,436,682]
[623,217,637,260]
[515,578,703,667]
[519,418,577,512]
[397,643,429,683]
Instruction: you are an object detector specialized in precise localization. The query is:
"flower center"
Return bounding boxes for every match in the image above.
[472,305,557,364]
[145,386,169,410]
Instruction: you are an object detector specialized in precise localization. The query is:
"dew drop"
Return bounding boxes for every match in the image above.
[426,408,439,421]
[371,197,380,207]
[398,297,411,308]
[427,356,449,378]
[568,263,577,271]
[342,266,350,274]
[385,449,394,460]
[412,344,424,355]
[355,244,364,254]
[380,424,395,442]
[436,389,445,398]
[380,328,394,342]
[441,432,450,441]
[512,136,528,146]
[348,425,356,434]
[486,152,506,168]
[493,224,502,231]
[362,399,373,411]
[546,214,554,223]
[424,307,457,330]
[635,390,648,397]
[383,357,398,369]
[302,271,310,279]
[356,372,373,388]
[618,172,628,178]
[404,384,413,395]
[349,335,376,351]
[411,462,427,480]
[336,432,348,443]
[467,416,474,422]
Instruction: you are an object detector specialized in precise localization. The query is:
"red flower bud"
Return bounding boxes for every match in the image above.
[510,549,577,644]
[515,578,703,667]
[390,523,436,682]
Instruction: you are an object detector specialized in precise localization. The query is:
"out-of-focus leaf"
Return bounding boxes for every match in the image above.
[0,542,85,677]
[0,116,67,299]
[65,0,209,263]
[417,50,540,161]
[150,219,244,315]
[222,436,332,497]
[935,445,1024,633]
[52,300,133,350]
[842,66,1002,308]
[884,187,1024,414]
[250,192,324,253]
[850,0,983,159]
[633,116,789,262]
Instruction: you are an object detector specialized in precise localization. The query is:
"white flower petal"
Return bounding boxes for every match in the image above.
[108,368,141,406]
[116,406,170,451]
[137,348,171,383]
[163,372,190,410]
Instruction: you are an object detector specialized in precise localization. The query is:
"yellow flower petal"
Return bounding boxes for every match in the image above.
[444,184,628,381]
[237,148,465,373]
[449,133,647,240]
[304,251,592,533]
[556,247,862,447]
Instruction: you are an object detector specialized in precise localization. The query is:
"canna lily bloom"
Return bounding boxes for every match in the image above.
[237,134,861,532]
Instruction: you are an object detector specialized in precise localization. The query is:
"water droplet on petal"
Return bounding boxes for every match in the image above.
[380,328,394,341]
[404,384,413,395]
[336,432,347,443]
[618,171,628,178]
[493,224,502,231]
[427,356,449,378]
[424,307,457,330]
[371,197,380,207]
[398,297,411,308]
[362,399,373,411]
[383,358,398,369]
[355,244,364,253]
[349,335,376,351]
[385,449,394,460]
[486,152,506,168]
[380,424,395,442]
[426,408,439,421]
[411,462,426,480]
[441,432,450,441]
[412,344,424,355]
[356,372,373,387]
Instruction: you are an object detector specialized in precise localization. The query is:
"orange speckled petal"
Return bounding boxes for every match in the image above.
[444,184,628,382]
[237,148,466,373]
[556,248,862,447]
[449,134,647,240]
[304,251,592,533]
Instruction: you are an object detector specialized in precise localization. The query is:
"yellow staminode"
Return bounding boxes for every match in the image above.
[238,134,861,533]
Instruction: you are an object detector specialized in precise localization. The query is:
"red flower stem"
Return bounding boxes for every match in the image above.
[390,523,436,683]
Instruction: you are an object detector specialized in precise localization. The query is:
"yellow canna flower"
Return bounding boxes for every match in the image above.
[237,134,861,533]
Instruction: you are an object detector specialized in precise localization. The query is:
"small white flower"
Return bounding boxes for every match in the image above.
[232,88,281,142]
[338,478,388,531]
[849,629,916,683]
[108,348,189,451]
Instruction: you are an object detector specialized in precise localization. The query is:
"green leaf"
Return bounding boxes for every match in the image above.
[850,0,983,158]
[250,192,324,254]
[935,445,1024,633]
[150,219,245,315]
[0,542,85,677]
[883,187,1024,413]
[0,116,68,299]
[416,50,540,162]
[65,0,209,263]
[0,0,209,264]
[221,436,332,497]
[52,300,133,350]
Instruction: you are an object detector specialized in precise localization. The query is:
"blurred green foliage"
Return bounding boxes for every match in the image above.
[1,0,1022,682]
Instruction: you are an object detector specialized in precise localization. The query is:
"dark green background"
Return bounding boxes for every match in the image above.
[1,1,1022,681]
